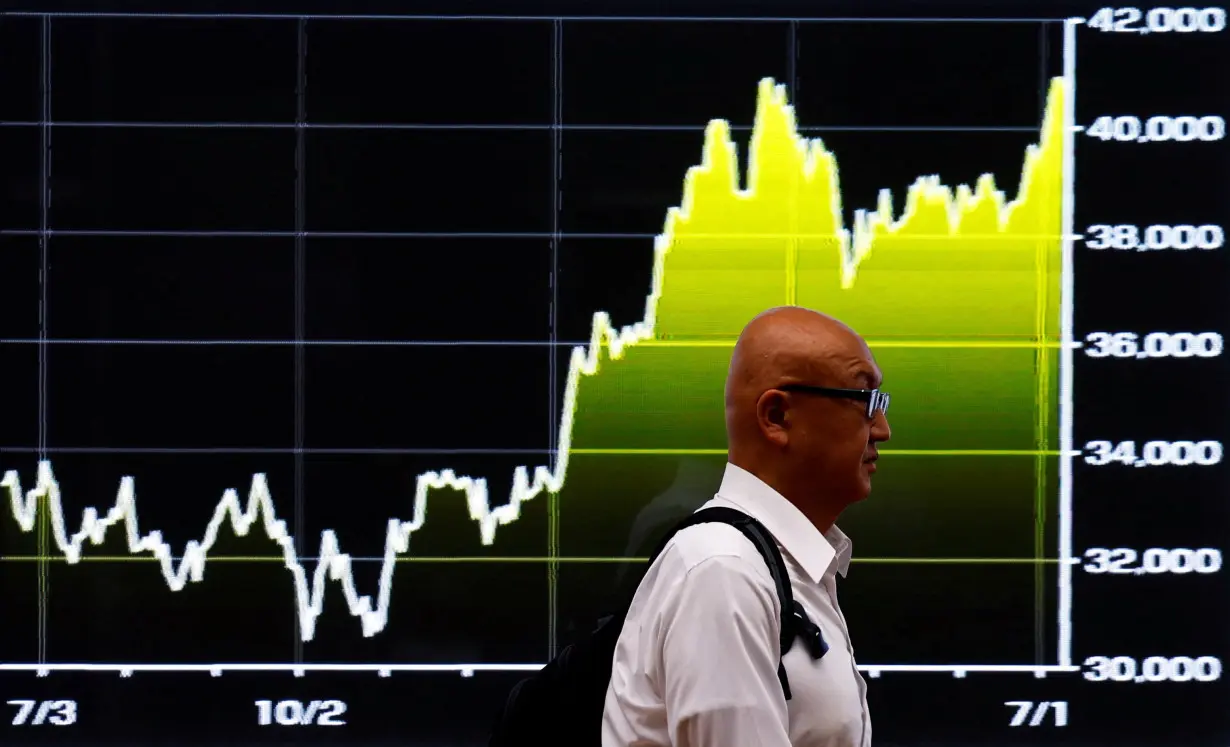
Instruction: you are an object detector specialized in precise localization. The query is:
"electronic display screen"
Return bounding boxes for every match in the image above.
[1,0,1227,744]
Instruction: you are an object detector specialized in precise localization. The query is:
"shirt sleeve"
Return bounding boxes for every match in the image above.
[656,552,793,747]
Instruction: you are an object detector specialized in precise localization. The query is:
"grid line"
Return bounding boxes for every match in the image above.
[0,663,1082,674]
[0,229,1084,240]
[0,446,1071,456]
[35,12,52,670]
[0,121,1042,132]
[0,555,1080,565]
[1033,18,1053,668]
[788,20,799,108]
[292,15,308,667]
[0,338,1078,349]
[546,17,564,660]
[0,12,1066,23]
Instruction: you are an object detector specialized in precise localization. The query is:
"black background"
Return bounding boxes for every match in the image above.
[1,0,1228,744]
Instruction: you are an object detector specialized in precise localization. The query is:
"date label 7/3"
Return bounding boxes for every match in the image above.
[7,700,77,726]
[255,699,347,726]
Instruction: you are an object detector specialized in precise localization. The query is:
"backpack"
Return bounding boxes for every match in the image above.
[487,505,830,747]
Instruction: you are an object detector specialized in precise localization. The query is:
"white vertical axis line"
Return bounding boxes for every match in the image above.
[1057,16,1079,669]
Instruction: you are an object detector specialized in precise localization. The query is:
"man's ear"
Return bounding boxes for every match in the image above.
[755,389,791,447]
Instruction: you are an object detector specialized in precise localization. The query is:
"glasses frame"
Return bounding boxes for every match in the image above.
[777,384,890,419]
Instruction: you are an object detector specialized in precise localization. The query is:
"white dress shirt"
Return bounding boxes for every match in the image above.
[601,462,871,747]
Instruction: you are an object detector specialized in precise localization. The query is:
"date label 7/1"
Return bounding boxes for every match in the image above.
[255,699,347,726]
[1006,700,1068,727]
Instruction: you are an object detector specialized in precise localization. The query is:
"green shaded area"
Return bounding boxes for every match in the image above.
[570,345,1058,452]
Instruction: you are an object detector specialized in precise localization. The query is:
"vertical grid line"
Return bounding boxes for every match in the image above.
[786,20,800,303]
[36,13,53,666]
[1038,23,1050,128]
[546,17,563,660]
[293,17,309,662]
[1032,20,1052,667]
[788,20,799,108]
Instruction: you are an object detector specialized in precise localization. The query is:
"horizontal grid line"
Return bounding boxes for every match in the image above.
[0,121,1041,133]
[0,555,1078,565]
[0,446,552,455]
[0,338,588,347]
[0,338,1069,349]
[0,12,1065,23]
[0,229,1081,240]
[1,229,645,239]
[572,449,1068,455]
[0,663,1081,674]
[0,446,1067,456]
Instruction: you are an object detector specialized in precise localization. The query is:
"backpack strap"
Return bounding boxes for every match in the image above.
[647,506,828,700]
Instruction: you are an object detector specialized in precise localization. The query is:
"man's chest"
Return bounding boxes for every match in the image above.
[781,576,872,746]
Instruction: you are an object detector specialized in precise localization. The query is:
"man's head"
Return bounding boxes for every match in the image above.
[724,306,891,530]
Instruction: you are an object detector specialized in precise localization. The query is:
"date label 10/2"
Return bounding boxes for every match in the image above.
[255,700,347,727]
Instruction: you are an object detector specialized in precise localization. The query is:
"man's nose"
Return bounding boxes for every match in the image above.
[871,411,891,442]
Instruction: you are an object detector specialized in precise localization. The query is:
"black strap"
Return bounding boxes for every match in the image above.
[646,506,827,700]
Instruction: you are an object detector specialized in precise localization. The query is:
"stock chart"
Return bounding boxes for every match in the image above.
[0,0,1227,745]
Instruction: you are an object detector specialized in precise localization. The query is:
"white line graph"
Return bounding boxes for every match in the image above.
[3,304,656,642]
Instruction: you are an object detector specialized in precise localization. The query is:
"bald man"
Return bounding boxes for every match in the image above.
[601,306,891,747]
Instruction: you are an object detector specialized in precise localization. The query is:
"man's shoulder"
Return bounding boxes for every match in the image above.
[632,520,784,640]
[657,520,772,578]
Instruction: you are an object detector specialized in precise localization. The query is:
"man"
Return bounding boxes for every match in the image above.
[601,306,892,747]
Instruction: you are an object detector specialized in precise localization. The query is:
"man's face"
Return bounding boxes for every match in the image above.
[789,346,892,504]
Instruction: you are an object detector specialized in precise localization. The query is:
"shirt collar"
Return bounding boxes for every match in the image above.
[713,462,853,584]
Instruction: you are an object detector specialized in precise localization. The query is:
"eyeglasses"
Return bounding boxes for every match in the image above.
[778,384,891,419]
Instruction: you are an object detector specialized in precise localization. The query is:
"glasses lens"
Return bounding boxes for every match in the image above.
[868,390,889,417]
